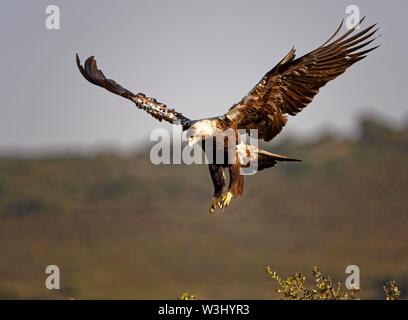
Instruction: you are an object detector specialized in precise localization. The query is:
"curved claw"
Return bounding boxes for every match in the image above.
[209,192,234,214]
[209,196,223,214]
[220,192,233,211]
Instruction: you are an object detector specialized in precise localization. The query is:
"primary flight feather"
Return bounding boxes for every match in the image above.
[76,18,379,213]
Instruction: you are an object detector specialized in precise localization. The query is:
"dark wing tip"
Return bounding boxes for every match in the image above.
[75,53,82,69]
[76,54,99,85]
[84,55,96,70]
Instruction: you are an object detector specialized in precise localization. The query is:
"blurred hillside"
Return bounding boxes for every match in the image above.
[0,117,407,299]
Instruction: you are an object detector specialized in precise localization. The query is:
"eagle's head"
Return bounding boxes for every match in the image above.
[186,120,217,147]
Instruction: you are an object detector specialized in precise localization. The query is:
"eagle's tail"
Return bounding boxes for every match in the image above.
[257,148,301,162]
[256,148,301,170]
[237,143,301,171]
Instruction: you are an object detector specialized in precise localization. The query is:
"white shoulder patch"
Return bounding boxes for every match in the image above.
[236,143,258,165]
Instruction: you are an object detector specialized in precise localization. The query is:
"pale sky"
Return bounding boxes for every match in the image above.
[0,0,407,153]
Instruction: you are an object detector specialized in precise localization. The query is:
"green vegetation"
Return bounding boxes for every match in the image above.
[266,266,401,300]
[266,266,359,300]
[383,281,401,300]
[0,117,407,299]
[179,292,198,300]
[180,266,402,300]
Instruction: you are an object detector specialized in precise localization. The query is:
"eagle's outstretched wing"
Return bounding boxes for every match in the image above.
[225,18,380,141]
[76,55,192,129]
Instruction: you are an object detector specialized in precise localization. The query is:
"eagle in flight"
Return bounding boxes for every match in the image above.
[77,18,379,213]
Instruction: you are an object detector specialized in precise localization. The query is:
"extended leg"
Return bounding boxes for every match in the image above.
[208,164,226,213]
[220,163,244,210]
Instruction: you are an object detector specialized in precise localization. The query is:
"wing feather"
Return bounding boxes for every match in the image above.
[76,55,192,128]
[226,18,379,141]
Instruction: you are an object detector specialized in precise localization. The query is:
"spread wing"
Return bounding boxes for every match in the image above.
[225,18,380,141]
[76,55,192,129]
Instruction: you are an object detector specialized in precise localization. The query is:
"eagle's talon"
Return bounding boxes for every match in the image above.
[77,21,379,216]
[209,196,223,214]
[220,192,233,210]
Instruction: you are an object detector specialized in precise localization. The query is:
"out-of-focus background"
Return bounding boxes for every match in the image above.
[0,0,407,299]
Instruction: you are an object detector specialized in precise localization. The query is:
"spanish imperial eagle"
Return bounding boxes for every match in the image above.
[76,18,379,213]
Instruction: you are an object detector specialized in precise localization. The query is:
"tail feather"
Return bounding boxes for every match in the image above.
[256,148,301,171]
[237,143,301,171]
[257,148,301,162]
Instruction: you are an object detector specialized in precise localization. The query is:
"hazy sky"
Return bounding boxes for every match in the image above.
[0,0,407,153]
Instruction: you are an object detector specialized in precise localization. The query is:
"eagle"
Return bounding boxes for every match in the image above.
[76,18,379,213]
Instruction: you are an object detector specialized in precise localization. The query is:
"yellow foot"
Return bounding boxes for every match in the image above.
[209,196,223,214]
[220,192,233,211]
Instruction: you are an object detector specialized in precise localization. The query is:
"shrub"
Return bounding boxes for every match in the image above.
[180,266,402,300]
[266,266,401,300]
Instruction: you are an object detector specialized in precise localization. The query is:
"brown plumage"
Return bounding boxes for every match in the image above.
[76,54,192,129]
[225,17,379,141]
[76,18,379,213]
